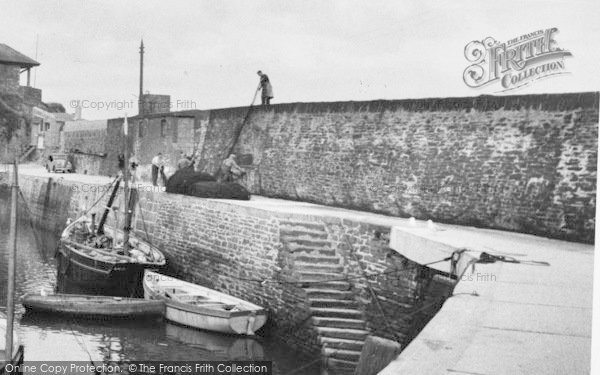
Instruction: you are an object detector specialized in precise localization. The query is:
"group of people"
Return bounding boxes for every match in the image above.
[146,152,245,187]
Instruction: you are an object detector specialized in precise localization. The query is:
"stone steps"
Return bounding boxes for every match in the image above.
[312,317,367,330]
[280,228,328,239]
[288,244,337,256]
[304,280,351,290]
[310,298,360,309]
[286,238,331,248]
[279,218,366,375]
[279,220,326,232]
[325,358,359,374]
[316,327,369,341]
[323,348,362,362]
[320,337,365,351]
[305,288,355,300]
[311,307,363,319]
[297,271,342,282]
[294,262,344,273]
[294,255,341,265]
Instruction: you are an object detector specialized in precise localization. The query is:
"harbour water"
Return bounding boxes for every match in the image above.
[0,187,318,374]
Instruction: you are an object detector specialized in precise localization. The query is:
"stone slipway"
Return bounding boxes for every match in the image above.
[5,165,596,374]
[380,224,594,375]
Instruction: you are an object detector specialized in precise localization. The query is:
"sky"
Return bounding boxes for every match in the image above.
[1,0,599,119]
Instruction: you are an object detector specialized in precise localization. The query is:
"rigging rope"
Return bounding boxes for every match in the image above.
[136,198,154,247]
[76,176,121,219]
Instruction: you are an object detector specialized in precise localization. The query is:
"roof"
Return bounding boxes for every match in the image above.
[0,43,40,67]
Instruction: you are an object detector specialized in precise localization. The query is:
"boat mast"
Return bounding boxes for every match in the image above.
[96,177,121,235]
[5,159,18,363]
[122,116,130,256]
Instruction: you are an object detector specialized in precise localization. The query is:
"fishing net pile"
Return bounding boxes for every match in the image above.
[166,167,250,200]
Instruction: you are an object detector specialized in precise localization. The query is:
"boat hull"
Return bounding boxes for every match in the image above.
[143,271,267,335]
[22,293,165,319]
[57,241,163,297]
[162,299,267,335]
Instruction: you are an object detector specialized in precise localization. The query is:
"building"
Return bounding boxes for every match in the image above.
[0,43,40,161]
[0,43,39,95]
[62,119,109,175]
[139,93,171,115]
[31,106,76,153]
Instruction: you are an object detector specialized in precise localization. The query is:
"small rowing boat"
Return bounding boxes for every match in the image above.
[22,293,165,318]
[143,270,267,335]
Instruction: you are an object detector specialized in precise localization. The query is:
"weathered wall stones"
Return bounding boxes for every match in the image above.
[199,92,598,243]
[64,93,597,242]
[11,174,443,355]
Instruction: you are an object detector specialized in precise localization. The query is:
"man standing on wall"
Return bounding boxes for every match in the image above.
[151,152,167,186]
[257,70,274,105]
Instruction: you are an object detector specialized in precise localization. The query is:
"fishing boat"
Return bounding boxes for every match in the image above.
[58,212,166,295]
[22,293,165,319]
[143,270,267,335]
[0,313,24,375]
[57,116,166,296]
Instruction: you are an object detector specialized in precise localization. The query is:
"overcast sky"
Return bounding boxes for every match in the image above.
[1,0,599,119]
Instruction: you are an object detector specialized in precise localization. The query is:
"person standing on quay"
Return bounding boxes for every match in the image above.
[177,151,191,170]
[220,154,245,182]
[151,152,167,186]
[257,70,273,105]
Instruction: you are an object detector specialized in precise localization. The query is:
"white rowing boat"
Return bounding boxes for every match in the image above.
[143,270,267,335]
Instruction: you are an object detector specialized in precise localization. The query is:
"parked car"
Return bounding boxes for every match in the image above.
[46,154,73,173]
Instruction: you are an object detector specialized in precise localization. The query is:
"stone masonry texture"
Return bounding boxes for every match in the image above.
[0,65,20,95]
[46,92,598,243]
[6,174,444,356]
[196,92,598,243]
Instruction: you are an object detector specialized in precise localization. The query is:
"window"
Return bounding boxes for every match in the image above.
[160,119,167,137]
[45,122,50,131]
[138,120,144,138]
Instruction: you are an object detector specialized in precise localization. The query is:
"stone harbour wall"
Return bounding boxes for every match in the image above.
[197,92,598,243]
[7,173,445,356]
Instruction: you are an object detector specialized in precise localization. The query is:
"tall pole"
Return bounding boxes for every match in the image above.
[5,159,18,364]
[139,40,144,115]
[122,116,130,256]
